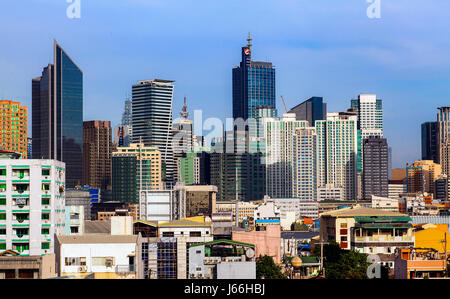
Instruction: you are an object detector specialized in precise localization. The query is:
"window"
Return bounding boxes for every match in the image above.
[0,243,5,250]
[0,198,5,205]
[65,257,86,266]
[42,169,50,176]
[189,231,201,237]
[340,223,347,228]
[41,242,50,250]
[0,213,6,220]
[42,213,50,220]
[92,257,115,267]
[41,228,49,235]
[162,232,174,237]
[0,169,5,176]
[0,229,5,235]
[41,198,50,205]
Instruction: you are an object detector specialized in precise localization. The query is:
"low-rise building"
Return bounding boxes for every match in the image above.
[320,205,414,254]
[318,184,343,201]
[394,248,447,279]
[0,250,56,279]
[371,195,399,212]
[188,239,256,279]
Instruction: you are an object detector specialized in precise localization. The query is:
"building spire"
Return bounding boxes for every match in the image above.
[180,96,188,120]
[246,32,252,49]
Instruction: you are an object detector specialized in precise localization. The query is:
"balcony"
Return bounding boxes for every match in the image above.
[354,235,413,243]
[115,265,136,273]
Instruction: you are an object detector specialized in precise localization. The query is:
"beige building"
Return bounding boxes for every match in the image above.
[320,205,414,254]
[0,251,56,279]
[112,143,163,191]
[406,160,441,194]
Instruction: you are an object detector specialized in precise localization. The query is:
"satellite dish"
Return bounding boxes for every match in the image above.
[245,248,255,259]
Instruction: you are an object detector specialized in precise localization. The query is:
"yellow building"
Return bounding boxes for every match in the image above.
[407,160,442,194]
[0,100,27,158]
[414,224,450,253]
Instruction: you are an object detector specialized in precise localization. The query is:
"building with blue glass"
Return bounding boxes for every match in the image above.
[232,35,276,121]
[32,41,83,187]
[289,97,327,126]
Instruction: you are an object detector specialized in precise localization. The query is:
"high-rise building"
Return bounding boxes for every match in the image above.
[131,79,175,186]
[316,112,358,201]
[351,94,383,138]
[112,143,162,204]
[0,152,66,256]
[292,127,318,201]
[406,160,442,194]
[232,34,276,121]
[438,107,450,176]
[288,97,327,126]
[0,100,28,158]
[421,122,439,163]
[32,41,83,187]
[264,113,309,198]
[27,138,32,159]
[82,121,112,190]
[177,152,200,185]
[362,136,389,200]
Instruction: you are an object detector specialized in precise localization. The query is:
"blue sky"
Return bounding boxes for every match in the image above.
[0,0,450,168]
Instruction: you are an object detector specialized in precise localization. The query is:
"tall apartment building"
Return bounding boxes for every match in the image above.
[0,100,28,158]
[0,153,66,256]
[422,122,439,163]
[82,121,112,190]
[292,126,318,201]
[177,152,200,185]
[438,107,450,176]
[362,136,389,199]
[112,143,162,204]
[232,34,276,121]
[288,96,326,126]
[132,79,175,186]
[316,112,358,201]
[32,41,83,188]
[350,94,383,138]
[265,113,308,198]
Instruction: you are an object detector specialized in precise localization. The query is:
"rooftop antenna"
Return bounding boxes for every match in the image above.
[180,96,188,120]
[246,32,252,49]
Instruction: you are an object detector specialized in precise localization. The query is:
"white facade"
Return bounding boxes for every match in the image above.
[353,94,383,138]
[139,190,172,222]
[265,114,309,198]
[293,127,318,201]
[298,201,319,219]
[316,113,358,201]
[0,159,66,256]
[318,184,343,201]
[388,183,407,199]
[371,195,399,212]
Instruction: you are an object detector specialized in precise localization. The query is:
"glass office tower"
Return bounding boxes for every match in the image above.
[232,35,276,121]
[32,41,83,187]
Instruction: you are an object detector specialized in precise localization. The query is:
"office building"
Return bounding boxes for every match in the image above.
[318,184,343,201]
[0,100,27,158]
[82,121,112,190]
[131,79,175,186]
[32,41,83,187]
[0,153,66,256]
[232,34,276,121]
[350,94,383,138]
[362,136,389,199]
[288,96,326,126]
[172,184,218,219]
[112,144,162,204]
[422,122,439,163]
[316,112,358,201]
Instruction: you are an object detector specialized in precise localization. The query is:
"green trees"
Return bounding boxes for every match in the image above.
[256,255,287,279]
[313,241,369,279]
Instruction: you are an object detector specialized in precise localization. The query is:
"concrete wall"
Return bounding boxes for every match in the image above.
[232,225,281,263]
[217,261,256,279]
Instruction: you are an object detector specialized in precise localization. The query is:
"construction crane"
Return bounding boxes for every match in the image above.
[280,96,288,114]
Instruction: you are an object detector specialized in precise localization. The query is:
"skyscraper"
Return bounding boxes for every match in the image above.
[350,94,383,138]
[362,136,389,200]
[82,121,113,190]
[131,79,175,186]
[0,100,28,158]
[32,41,83,187]
[288,96,327,126]
[232,34,276,121]
[421,122,439,163]
[316,112,358,201]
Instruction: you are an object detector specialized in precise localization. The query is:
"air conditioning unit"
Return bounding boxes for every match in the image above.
[79,266,87,272]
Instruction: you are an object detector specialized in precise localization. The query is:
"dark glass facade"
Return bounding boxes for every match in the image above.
[232,45,276,121]
[112,155,137,203]
[289,97,327,126]
[421,122,439,163]
[32,41,83,187]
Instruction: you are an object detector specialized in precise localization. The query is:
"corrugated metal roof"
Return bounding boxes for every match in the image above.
[57,234,137,244]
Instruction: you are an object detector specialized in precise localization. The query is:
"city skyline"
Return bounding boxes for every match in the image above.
[1,1,450,168]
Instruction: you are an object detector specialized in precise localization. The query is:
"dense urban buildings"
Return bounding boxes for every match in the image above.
[82,121,112,190]
[32,41,83,188]
[422,121,439,163]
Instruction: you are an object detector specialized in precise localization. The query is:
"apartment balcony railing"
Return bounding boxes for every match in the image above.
[115,265,136,273]
[354,235,412,243]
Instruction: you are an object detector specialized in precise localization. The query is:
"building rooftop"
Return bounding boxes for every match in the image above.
[84,220,111,234]
[57,234,137,244]
[281,231,319,239]
[321,205,407,217]
[158,219,212,228]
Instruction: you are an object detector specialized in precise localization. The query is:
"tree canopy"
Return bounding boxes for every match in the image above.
[256,255,287,279]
